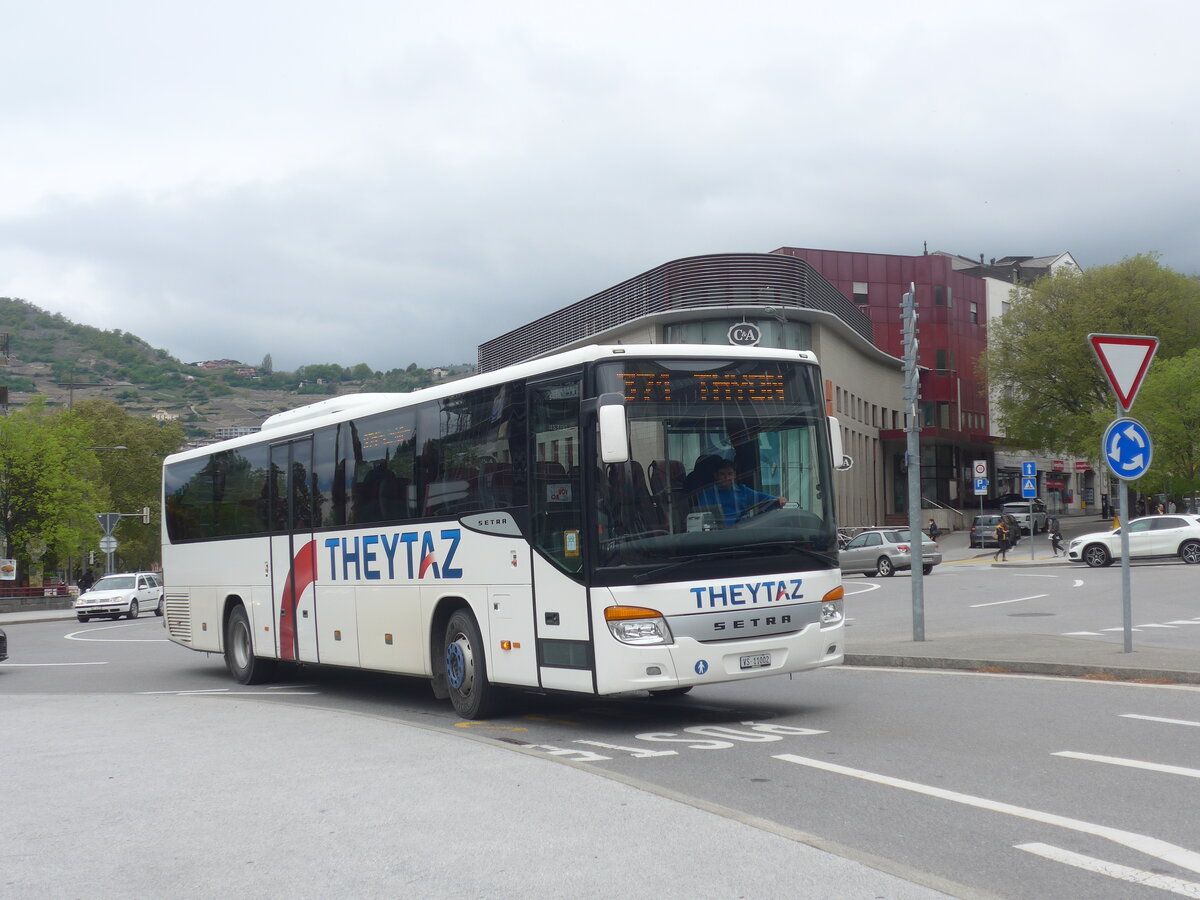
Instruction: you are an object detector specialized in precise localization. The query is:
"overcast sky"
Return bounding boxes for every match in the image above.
[2,1,1197,372]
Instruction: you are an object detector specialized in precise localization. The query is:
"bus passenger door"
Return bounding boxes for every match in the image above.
[270,438,320,664]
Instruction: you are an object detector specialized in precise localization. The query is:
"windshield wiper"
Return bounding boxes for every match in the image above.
[629,542,833,583]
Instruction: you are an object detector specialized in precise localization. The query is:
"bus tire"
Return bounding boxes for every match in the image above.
[444,609,500,719]
[225,604,277,685]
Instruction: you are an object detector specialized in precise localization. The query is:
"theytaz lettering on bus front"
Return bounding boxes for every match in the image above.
[322,529,463,581]
[690,579,804,609]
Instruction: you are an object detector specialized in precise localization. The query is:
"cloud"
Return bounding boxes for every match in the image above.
[2,1,1200,371]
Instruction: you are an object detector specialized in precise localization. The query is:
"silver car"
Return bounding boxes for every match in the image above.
[840,528,942,577]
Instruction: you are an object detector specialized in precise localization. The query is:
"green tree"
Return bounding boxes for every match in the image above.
[0,398,105,581]
[984,254,1200,456]
[261,353,273,375]
[1129,349,1200,499]
[68,400,186,570]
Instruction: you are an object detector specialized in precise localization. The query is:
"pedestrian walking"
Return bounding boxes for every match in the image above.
[993,520,1009,562]
[1049,520,1064,556]
[928,518,940,541]
[77,568,95,592]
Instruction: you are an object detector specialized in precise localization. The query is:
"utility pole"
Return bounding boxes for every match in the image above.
[901,283,925,641]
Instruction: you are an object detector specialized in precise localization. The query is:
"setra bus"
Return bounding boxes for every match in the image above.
[161,344,847,718]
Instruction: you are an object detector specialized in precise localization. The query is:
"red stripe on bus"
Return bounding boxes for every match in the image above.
[279,540,317,660]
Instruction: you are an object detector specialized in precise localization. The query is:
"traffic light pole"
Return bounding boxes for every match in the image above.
[901,284,925,641]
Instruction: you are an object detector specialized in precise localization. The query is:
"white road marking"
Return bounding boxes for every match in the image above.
[971,593,1048,608]
[1016,842,1200,897]
[1062,631,1104,636]
[841,583,881,596]
[1073,579,1084,587]
[1054,751,1200,780]
[1103,626,1143,632]
[1167,620,1200,626]
[0,661,109,667]
[139,689,320,695]
[66,622,169,642]
[773,753,1200,876]
[1136,623,1178,629]
[1122,714,1200,728]
[835,666,1200,692]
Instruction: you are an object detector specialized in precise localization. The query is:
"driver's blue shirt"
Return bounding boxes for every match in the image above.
[696,483,776,526]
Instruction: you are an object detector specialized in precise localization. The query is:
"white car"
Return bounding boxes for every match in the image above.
[74,572,165,622]
[1067,515,1200,568]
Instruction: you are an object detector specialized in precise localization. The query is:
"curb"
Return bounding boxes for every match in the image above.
[844,653,1200,685]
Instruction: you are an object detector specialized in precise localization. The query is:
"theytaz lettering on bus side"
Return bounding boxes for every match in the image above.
[690,579,804,609]
[324,529,462,581]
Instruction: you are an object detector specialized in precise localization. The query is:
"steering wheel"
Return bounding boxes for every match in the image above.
[736,497,779,522]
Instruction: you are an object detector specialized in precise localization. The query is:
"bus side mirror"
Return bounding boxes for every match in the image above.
[828,416,854,471]
[598,393,630,464]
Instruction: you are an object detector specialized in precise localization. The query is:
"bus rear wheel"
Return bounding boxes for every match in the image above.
[224,604,277,685]
[444,609,500,719]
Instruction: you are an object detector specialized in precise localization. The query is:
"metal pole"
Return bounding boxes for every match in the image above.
[901,284,924,641]
[1117,402,1133,652]
[1029,496,1035,560]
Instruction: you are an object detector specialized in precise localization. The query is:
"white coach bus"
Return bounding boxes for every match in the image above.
[161,344,847,718]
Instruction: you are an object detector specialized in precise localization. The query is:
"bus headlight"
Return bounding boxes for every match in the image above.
[605,606,673,645]
[820,586,844,628]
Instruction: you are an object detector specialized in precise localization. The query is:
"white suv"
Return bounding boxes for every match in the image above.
[75,572,164,622]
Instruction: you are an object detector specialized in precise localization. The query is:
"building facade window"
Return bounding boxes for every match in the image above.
[853,282,869,305]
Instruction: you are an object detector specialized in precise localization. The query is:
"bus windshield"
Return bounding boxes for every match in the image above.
[592,357,837,583]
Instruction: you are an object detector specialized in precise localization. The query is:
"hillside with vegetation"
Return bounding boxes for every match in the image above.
[0,297,473,443]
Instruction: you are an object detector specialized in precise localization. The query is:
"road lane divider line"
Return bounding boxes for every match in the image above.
[1053,750,1200,780]
[1121,714,1200,728]
[1015,842,1200,897]
[0,661,109,667]
[970,594,1048,608]
[138,689,320,695]
[773,753,1200,876]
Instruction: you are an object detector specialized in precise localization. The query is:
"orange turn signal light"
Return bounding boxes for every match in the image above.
[822,585,844,603]
[604,605,663,621]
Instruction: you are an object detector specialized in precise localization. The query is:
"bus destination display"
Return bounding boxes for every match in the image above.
[621,371,787,403]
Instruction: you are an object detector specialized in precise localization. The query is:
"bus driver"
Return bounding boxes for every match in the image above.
[695,461,787,527]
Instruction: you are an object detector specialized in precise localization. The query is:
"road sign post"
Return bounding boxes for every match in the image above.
[1089,333,1159,653]
[1021,462,1037,560]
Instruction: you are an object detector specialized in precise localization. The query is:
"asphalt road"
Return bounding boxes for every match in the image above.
[846,550,1200,650]
[4,613,1199,899]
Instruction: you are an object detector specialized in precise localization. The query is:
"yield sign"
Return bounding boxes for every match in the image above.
[1088,333,1159,410]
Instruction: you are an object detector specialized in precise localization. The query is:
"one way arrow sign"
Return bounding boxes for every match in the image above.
[1088,333,1158,410]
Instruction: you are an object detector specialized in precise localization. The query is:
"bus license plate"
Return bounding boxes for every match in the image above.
[740,653,771,670]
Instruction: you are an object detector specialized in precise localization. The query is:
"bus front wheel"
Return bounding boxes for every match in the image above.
[444,609,500,719]
[224,604,277,685]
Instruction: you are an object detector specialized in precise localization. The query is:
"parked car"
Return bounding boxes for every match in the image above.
[840,528,942,577]
[982,492,1024,510]
[1002,499,1048,534]
[1067,515,1200,567]
[73,572,165,622]
[0,626,7,662]
[969,513,1022,548]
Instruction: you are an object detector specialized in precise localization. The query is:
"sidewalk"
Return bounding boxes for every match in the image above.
[845,518,1200,685]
